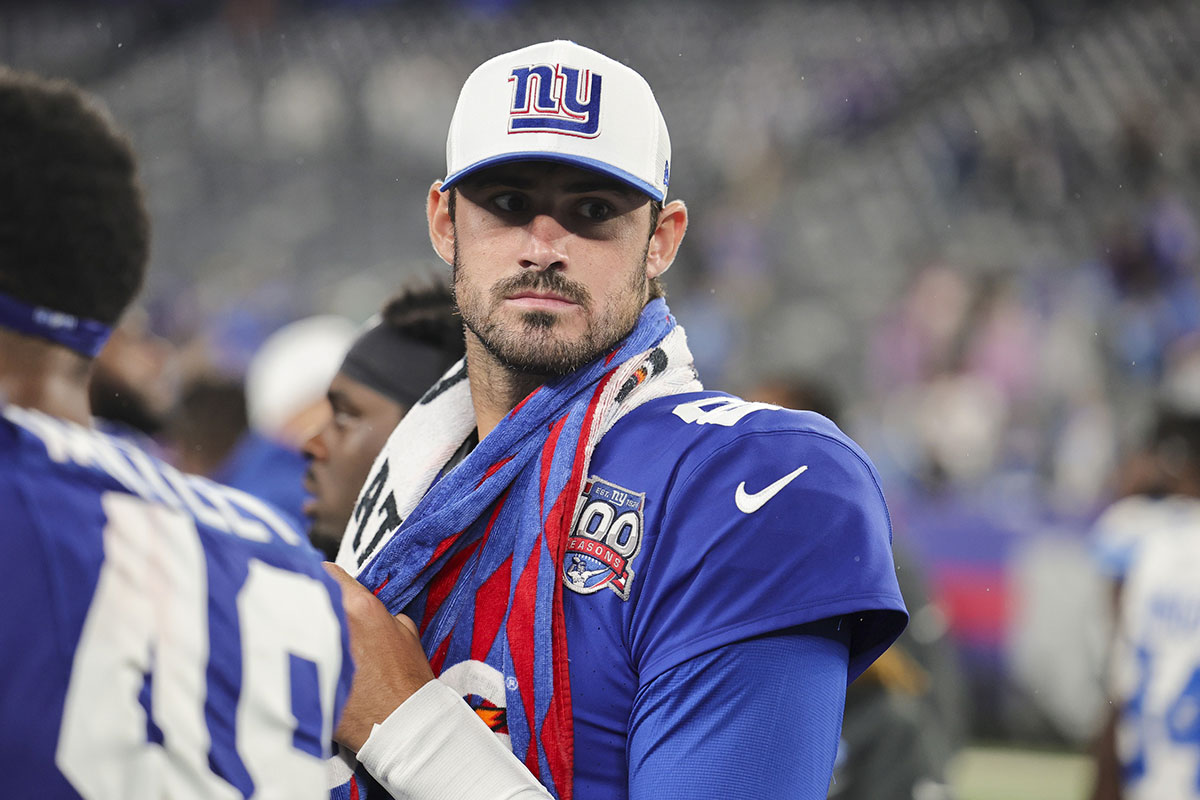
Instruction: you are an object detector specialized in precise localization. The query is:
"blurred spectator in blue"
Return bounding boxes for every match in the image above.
[1100,199,1200,384]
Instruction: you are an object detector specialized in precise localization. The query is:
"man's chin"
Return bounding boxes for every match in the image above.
[306,520,345,562]
[493,346,595,376]
[482,327,604,376]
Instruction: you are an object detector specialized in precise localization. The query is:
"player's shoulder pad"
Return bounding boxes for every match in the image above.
[604,392,905,680]
[624,390,848,435]
[1092,493,1200,538]
[1,404,308,550]
[1091,493,1200,577]
[611,391,878,481]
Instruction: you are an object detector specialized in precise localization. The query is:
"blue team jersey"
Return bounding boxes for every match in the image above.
[436,393,908,798]
[0,405,353,799]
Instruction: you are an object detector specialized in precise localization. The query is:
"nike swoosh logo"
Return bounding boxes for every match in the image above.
[735,465,808,514]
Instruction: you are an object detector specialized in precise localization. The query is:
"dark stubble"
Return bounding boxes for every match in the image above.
[453,247,650,376]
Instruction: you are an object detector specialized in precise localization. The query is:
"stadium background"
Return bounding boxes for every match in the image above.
[4,0,1198,796]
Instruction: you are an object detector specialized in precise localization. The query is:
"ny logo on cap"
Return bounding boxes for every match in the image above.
[508,64,602,138]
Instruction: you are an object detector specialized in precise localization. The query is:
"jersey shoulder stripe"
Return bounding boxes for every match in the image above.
[2,405,304,548]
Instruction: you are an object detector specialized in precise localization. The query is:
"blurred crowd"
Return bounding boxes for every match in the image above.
[7,0,1200,769]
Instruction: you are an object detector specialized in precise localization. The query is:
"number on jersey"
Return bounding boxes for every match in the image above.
[672,397,780,427]
[1122,645,1200,792]
[56,493,341,799]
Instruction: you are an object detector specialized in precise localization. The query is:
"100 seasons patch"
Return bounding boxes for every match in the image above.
[563,477,644,600]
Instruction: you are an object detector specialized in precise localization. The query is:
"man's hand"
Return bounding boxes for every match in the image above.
[324,563,435,752]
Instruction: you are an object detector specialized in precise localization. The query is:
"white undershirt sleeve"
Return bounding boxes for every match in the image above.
[356,679,554,800]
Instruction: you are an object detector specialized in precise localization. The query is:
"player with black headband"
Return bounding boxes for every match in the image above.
[303,282,465,560]
[0,67,353,797]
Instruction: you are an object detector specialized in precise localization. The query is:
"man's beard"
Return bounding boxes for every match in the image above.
[453,249,649,377]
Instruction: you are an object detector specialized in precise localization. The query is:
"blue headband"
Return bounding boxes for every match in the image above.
[0,291,113,357]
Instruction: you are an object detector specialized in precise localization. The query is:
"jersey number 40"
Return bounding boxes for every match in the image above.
[56,493,342,800]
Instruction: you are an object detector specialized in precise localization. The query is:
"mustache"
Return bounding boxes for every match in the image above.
[491,271,592,307]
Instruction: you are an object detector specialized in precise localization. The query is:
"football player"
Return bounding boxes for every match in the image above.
[1091,407,1200,799]
[303,281,464,559]
[325,40,909,799]
[0,67,354,797]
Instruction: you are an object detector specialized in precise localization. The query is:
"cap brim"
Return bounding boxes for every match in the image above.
[441,151,665,203]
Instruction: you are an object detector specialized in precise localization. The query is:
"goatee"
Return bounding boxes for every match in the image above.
[453,251,647,377]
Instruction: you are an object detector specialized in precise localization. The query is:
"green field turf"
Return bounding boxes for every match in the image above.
[950,745,1092,800]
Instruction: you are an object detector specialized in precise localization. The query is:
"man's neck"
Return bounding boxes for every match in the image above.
[463,335,549,440]
[0,330,94,426]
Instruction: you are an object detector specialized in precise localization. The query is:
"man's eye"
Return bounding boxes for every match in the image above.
[492,193,528,213]
[577,200,612,221]
[332,410,357,429]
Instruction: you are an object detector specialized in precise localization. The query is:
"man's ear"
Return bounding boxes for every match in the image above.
[646,199,688,280]
[427,181,455,267]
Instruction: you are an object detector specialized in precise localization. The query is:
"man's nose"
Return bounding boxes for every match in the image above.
[518,213,568,271]
[302,425,329,461]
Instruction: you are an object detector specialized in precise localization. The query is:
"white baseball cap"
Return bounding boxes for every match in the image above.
[245,314,357,440]
[441,40,671,202]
